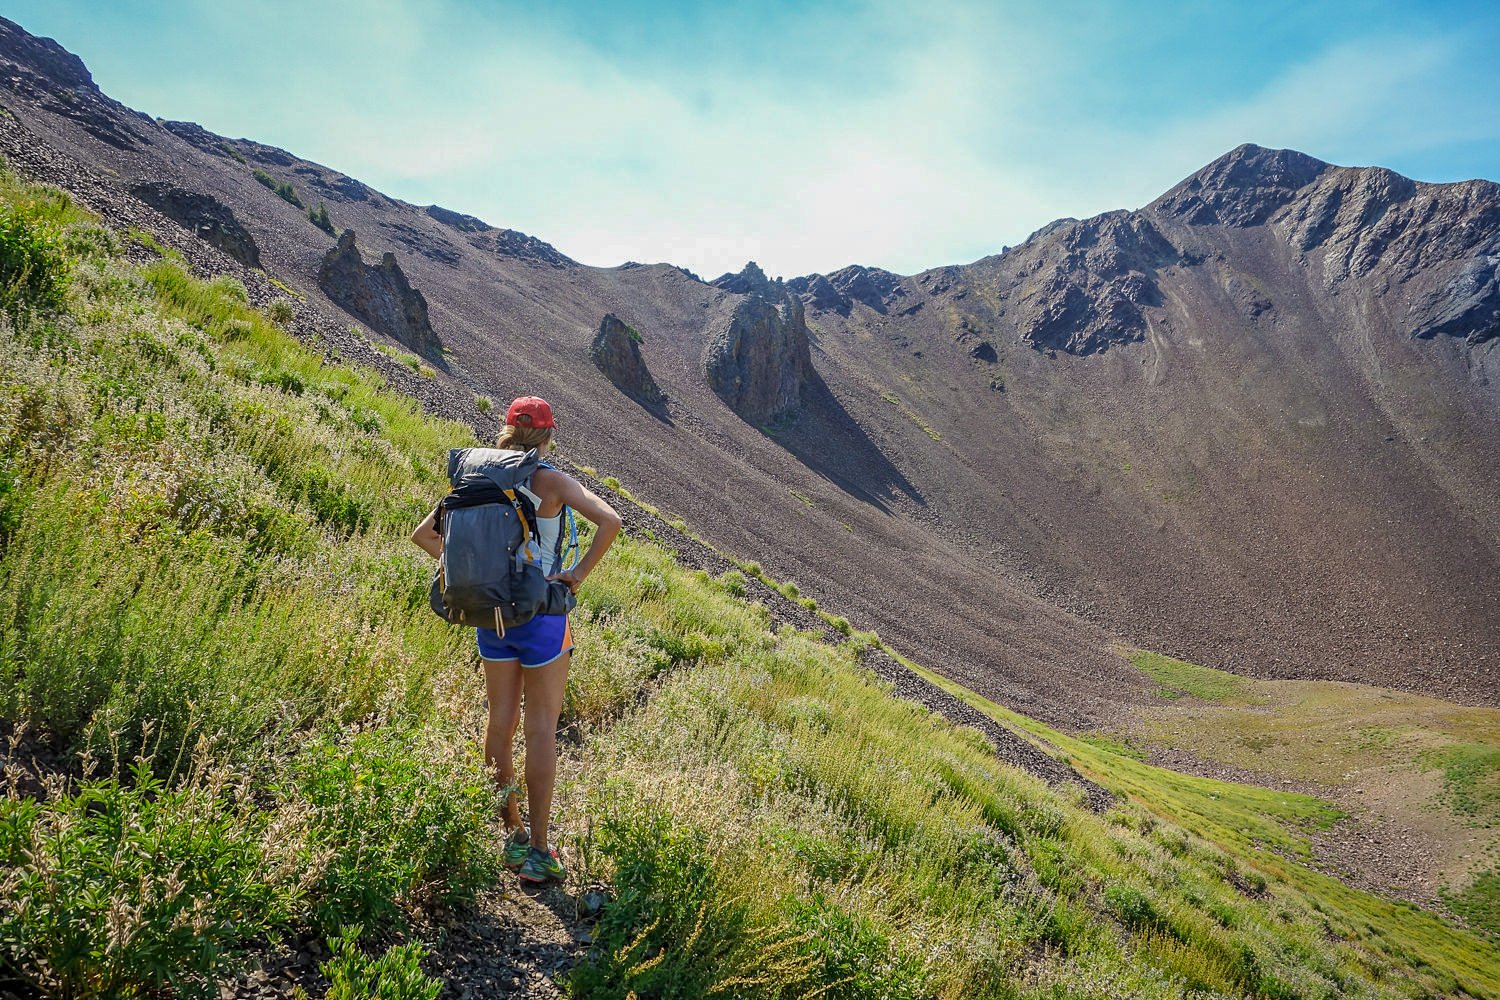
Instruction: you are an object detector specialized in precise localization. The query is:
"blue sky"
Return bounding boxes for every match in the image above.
[9,1,1499,277]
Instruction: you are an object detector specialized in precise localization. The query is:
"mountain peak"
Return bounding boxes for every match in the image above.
[1152,144,1330,227]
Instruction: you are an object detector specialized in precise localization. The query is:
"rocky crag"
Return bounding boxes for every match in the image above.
[704,262,813,425]
[128,180,260,266]
[316,230,441,358]
[590,312,664,406]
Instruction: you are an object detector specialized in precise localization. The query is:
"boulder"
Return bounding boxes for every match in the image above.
[968,340,998,363]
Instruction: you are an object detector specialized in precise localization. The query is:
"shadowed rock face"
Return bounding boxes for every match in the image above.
[426,204,490,233]
[471,228,575,268]
[317,230,441,357]
[0,16,145,149]
[787,265,909,315]
[1411,254,1500,345]
[711,260,773,294]
[591,313,664,405]
[129,181,260,267]
[704,263,811,424]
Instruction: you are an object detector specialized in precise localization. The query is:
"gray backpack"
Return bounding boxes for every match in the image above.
[428,447,576,633]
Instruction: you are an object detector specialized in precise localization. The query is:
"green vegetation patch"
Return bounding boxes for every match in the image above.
[1445,868,1500,941]
[1130,649,1248,703]
[1420,742,1500,821]
[371,341,436,377]
[252,168,304,208]
[321,927,441,1000]
[0,758,294,999]
[1079,732,1148,761]
[899,654,1500,998]
[308,200,336,236]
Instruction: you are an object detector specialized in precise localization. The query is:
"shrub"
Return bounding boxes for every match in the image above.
[252,168,304,208]
[1104,881,1158,930]
[818,611,853,635]
[718,569,747,597]
[783,896,928,1000]
[319,926,441,1000]
[0,209,69,312]
[474,394,493,413]
[282,726,499,933]
[570,805,819,998]
[308,201,336,235]
[268,299,295,324]
[0,758,295,1000]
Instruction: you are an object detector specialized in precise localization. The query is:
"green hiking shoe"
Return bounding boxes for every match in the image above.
[517,845,566,884]
[502,828,530,870]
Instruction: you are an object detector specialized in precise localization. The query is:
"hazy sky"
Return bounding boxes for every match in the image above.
[9,1,1500,278]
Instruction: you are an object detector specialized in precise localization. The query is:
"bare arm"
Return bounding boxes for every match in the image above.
[410,506,442,559]
[545,475,622,593]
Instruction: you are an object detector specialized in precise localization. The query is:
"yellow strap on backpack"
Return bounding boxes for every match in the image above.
[503,488,536,562]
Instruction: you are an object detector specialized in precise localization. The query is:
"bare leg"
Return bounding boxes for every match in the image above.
[521,650,570,852]
[482,657,524,831]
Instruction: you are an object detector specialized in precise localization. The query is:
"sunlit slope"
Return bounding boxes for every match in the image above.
[902,653,1500,995]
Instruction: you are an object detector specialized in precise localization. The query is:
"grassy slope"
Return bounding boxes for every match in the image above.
[1120,649,1499,934]
[902,656,1500,995]
[0,164,1497,998]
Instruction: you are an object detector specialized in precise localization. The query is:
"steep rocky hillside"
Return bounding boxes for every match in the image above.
[2,17,1495,723]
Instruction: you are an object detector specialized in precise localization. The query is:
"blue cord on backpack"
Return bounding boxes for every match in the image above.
[560,505,580,571]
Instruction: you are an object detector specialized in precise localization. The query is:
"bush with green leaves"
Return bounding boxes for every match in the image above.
[316,926,441,1000]
[0,756,296,999]
[0,208,69,312]
[282,726,500,933]
[253,168,304,208]
[308,201,336,236]
[569,803,822,999]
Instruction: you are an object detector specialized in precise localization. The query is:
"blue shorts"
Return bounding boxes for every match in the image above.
[476,614,573,668]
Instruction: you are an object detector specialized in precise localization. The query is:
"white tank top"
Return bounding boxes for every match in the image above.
[516,482,562,575]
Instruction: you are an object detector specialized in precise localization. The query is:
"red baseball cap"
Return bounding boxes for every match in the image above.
[505,395,556,429]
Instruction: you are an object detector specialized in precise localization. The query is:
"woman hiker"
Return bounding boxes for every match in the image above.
[410,395,622,884]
